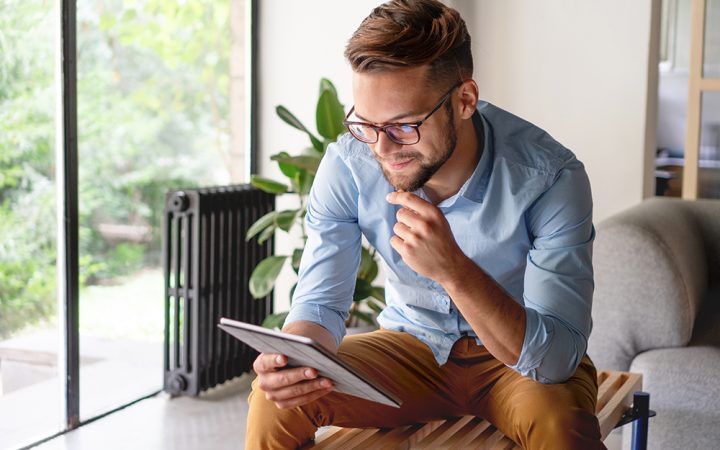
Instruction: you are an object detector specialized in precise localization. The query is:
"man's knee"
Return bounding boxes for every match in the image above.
[246,379,320,449]
[511,390,603,449]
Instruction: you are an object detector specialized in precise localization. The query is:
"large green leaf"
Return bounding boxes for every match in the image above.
[366,298,384,314]
[271,154,322,175]
[249,255,288,298]
[353,278,374,301]
[261,312,289,330]
[293,170,314,196]
[357,247,378,281]
[257,223,277,244]
[246,211,278,241]
[275,209,297,232]
[370,286,386,304]
[316,89,345,140]
[276,105,310,133]
[276,105,324,152]
[310,136,324,153]
[291,248,304,274]
[319,78,338,99]
[294,207,307,225]
[251,175,288,194]
[273,151,299,179]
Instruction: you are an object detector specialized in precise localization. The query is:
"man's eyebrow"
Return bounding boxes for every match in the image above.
[353,110,420,123]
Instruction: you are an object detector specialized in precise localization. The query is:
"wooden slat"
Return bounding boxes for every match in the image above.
[596,370,609,385]
[466,425,507,449]
[596,372,643,438]
[413,415,474,449]
[312,427,364,450]
[699,78,720,91]
[440,417,493,448]
[310,426,343,446]
[596,371,625,413]
[310,370,642,449]
[369,421,443,450]
[683,0,707,199]
[336,428,385,450]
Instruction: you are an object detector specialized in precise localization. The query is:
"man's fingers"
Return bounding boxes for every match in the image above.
[253,353,289,373]
[265,378,334,404]
[396,207,435,236]
[272,384,335,410]
[392,221,413,241]
[390,235,405,254]
[386,191,434,214]
[257,366,319,390]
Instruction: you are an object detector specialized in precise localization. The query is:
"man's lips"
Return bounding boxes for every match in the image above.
[385,158,414,171]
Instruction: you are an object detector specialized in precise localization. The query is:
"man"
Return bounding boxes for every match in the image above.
[247,1,602,449]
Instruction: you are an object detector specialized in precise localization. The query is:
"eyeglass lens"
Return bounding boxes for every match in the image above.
[347,123,419,145]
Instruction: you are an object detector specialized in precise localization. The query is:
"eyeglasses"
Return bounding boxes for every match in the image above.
[343,82,462,145]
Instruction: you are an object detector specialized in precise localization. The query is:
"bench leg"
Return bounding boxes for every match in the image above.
[631,392,650,450]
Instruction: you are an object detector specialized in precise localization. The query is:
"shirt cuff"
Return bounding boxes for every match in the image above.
[510,307,585,384]
[283,302,347,347]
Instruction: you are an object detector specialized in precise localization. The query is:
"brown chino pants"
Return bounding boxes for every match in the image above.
[245,329,605,450]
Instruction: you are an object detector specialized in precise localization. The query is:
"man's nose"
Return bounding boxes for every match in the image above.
[373,131,402,159]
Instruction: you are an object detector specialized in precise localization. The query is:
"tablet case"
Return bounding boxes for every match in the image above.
[218,317,401,408]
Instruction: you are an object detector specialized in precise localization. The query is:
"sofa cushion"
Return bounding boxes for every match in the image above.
[689,283,720,347]
[589,198,708,371]
[627,345,720,450]
[690,199,720,282]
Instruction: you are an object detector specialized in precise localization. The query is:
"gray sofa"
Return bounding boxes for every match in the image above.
[588,197,720,450]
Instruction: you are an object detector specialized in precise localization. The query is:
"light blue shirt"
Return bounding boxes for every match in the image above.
[285,101,595,384]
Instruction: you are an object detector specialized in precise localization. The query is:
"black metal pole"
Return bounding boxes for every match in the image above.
[60,0,80,429]
[631,391,650,450]
[248,0,259,177]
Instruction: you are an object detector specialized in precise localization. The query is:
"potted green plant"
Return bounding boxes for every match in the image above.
[246,79,385,330]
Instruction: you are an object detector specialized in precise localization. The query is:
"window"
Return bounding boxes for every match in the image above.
[0,0,256,446]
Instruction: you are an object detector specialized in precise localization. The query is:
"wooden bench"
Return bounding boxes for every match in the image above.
[310,371,651,450]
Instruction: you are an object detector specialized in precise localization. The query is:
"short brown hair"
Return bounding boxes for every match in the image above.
[345,0,473,89]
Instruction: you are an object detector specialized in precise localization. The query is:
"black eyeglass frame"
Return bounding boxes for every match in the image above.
[343,81,463,145]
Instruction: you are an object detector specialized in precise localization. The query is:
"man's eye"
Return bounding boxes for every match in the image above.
[393,125,415,134]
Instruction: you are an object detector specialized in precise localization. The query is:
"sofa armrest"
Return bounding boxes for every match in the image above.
[587,198,708,371]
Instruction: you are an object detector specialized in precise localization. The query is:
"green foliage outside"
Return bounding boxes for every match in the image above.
[1,0,62,337]
[247,79,386,330]
[0,0,233,338]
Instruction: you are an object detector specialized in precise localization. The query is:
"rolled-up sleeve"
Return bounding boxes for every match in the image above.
[510,159,595,383]
[283,144,361,347]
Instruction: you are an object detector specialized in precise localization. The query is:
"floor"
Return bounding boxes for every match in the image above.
[29,372,623,450]
[0,331,161,450]
[32,375,254,450]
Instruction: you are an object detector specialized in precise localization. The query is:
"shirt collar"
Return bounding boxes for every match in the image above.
[427,105,493,207]
[459,105,494,204]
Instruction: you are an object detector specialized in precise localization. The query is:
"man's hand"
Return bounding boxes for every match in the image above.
[253,353,334,409]
[253,321,337,409]
[386,191,469,284]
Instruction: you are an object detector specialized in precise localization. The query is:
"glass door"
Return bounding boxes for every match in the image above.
[75,0,245,419]
[0,1,63,447]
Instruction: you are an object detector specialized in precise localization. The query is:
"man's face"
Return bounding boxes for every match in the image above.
[350,67,458,192]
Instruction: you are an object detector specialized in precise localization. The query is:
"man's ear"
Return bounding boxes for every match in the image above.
[457,79,479,120]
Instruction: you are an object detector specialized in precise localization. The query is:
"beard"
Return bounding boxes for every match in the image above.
[378,106,457,192]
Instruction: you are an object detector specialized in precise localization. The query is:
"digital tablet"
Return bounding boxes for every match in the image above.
[218,317,401,408]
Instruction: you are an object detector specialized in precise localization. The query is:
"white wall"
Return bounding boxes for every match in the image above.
[258,0,379,311]
[258,0,659,308]
[257,0,378,178]
[452,0,659,222]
